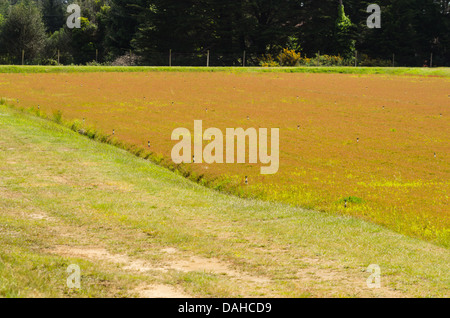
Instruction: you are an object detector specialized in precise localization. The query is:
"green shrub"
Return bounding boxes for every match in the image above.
[300,54,346,66]
[359,54,392,67]
[86,61,111,66]
[39,58,58,66]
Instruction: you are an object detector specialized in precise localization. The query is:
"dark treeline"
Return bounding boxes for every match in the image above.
[0,0,449,66]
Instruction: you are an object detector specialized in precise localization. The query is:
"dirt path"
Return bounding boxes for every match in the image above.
[13,197,405,298]
[49,244,275,298]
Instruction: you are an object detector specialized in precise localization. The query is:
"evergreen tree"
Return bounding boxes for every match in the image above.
[0,1,47,63]
[41,0,65,33]
[105,0,148,57]
[295,0,339,57]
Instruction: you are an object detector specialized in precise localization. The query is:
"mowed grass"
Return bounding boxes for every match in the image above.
[0,70,448,247]
[0,65,449,77]
[0,104,449,298]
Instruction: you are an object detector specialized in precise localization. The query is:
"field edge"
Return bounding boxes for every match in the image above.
[0,65,449,77]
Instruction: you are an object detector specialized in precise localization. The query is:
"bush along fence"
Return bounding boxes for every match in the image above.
[0,48,445,68]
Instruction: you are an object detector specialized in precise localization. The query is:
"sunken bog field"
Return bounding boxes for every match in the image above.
[0,71,448,246]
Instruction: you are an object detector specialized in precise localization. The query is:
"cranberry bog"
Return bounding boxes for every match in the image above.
[1,68,448,246]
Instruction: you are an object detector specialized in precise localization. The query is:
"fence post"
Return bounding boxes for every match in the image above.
[96,49,98,62]
[430,53,433,67]
[57,50,60,65]
[243,50,246,67]
[207,50,210,67]
[21,50,25,65]
[169,49,172,67]
[355,50,358,67]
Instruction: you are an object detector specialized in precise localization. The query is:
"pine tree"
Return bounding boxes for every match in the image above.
[105,0,149,57]
[1,1,47,63]
[41,0,65,33]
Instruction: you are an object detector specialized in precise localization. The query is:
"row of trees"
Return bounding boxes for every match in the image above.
[0,0,449,66]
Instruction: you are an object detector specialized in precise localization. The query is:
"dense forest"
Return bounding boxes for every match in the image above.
[0,0,449,66]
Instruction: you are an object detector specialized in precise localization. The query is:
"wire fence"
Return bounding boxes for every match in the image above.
[80,50,259,67]
[0,49,447,68]
[106,50,448,68]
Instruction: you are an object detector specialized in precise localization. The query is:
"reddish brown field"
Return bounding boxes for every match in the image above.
[1,71,448,245]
